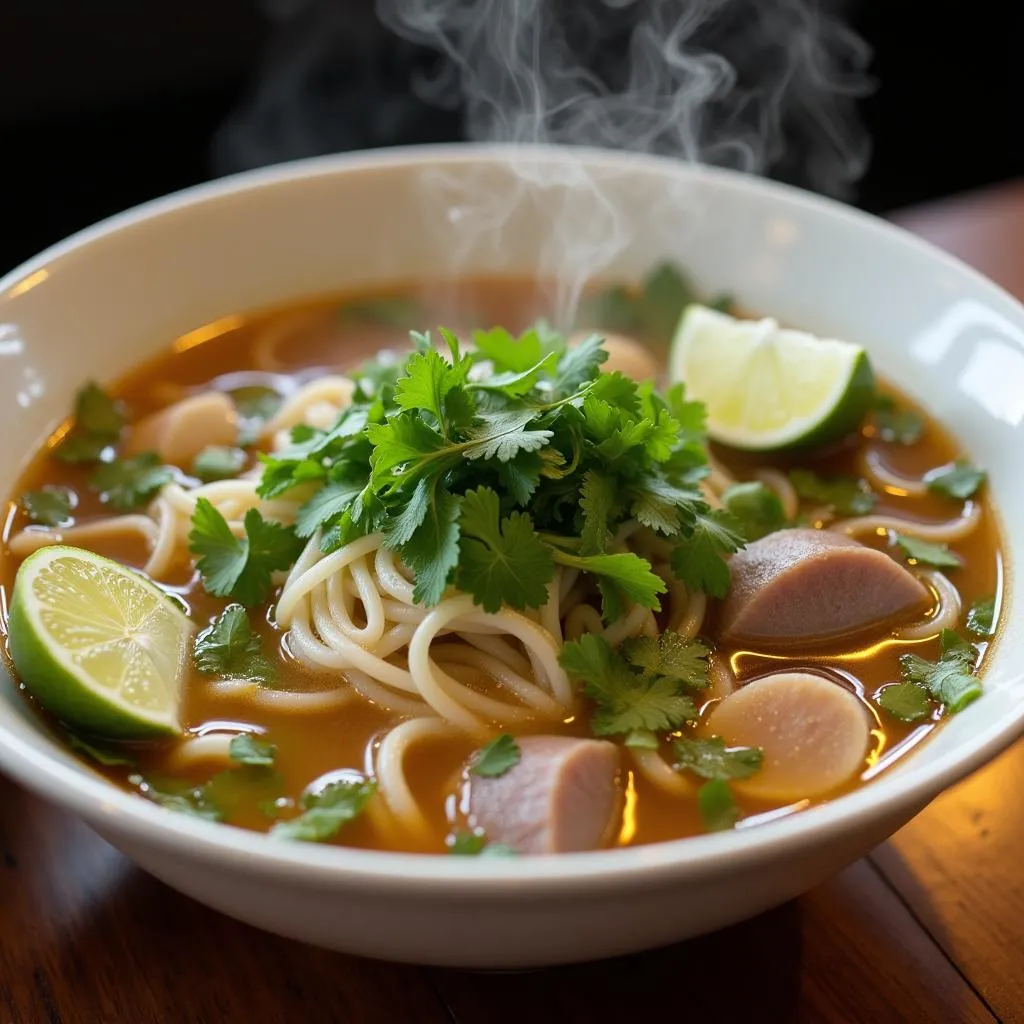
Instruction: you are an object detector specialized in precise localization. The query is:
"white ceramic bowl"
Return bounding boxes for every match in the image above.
[0,146,1022,968]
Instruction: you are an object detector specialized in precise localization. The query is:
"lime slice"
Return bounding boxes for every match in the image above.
[7,546,193,738]
[669,305,875,451]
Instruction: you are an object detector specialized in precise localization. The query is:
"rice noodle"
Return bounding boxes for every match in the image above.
[894,568,963,641]
[830,500,982,543]
[860,448,929,497]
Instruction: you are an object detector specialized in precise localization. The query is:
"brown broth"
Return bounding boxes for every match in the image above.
[0,277,1005,854]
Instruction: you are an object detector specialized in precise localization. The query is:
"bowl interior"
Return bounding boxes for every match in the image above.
[0,145,1022,878]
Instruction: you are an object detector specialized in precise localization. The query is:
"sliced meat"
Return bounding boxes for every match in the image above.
[720,528,930,647]
[704,670,871,802]
[468,736,622,854]
[128,392,239,469]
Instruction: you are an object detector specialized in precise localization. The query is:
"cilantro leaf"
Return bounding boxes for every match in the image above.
[231,385,282,433]
[471,326,548,372]
[552,551,666,619]
[469,734,521,778]
[20,486,76,527]
[89,452,173,511]
[876,682,933,723]
[894,533,961,570]
[789,469,876,516]
[192,445,247,482]
[448,831,517,857]
[559,633,697,739]
[897,629,982,714]
[398,485,461,606]
[923,460,986,500]
[669,509,744,598]
[496,450,543,505]
[673,736,764,780]
[552,333,606,396]
[194,604,276,683]
[722,481,786,541]
[129,773,223,822]
[295,479,366,539]
[189,498,304,607]
[270,779,376,842]
[580,470,617,553]
[67,732,134,767]
[698,778,739,832]
[456,487,554,612]
[55,382,125,463]
[394,347,470,437]
[966,595,997,637]
[872,394,924,445]
[620,631,710,690]
[228,734,277,766]
[463,410,553,462]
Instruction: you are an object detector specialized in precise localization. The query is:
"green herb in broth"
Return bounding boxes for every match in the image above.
[337,295,422,327]
[894,533,961,570]
[89,452,173,511]
[231,385,283,447]
[789,469,877,516]
[270,779,377,843]
[192,445,248,482]
[54,381,125,463]
[193,605,276,684]
[469,734,521,778]
[966,595,997,637]
[672,737,764,781]
[130,772,224,822]
[67,732,135,767]
[697,778,739,833]
[189,499,304,607]
[448,831,517,857]
[896,629,983,715]
[229,734,277,767]
[722,481,787,541]
[871,393,925,445]
[924,459,986,500]
[20,486,76,527]
[876,682,932,724]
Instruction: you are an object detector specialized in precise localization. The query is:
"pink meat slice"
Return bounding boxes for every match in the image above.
[720,528,930,646]
[468,736,621,854]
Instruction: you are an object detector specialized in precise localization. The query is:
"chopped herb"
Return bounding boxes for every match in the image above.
[698,778,739,832]
[228,734,277,767]
[966,595,997,637]
[722,481,787,541]
[469,734,521,778]
[270,779,376,842]
[258,797,293,819]
[193,604,276,684]
[448,831,518,857]
[20,486,76,527]
[67,732,134,767]
[876,682,933,723]
[872,394,925,445]
[894,533,960,570]
[897,629,982,714]
[256,323,738,617]
[129,773,223,821]
[231,385,283,446]
[789,469,876,516]
[923,460,986,500]
[189,498,304,607]
[89,452,173,510]
[559,632,701,740]
[192,445,248,482]
[55,382,125,463]
[620,631,711,689]
[673,736,764,781]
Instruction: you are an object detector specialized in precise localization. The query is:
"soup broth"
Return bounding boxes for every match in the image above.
[0,275,1003,855]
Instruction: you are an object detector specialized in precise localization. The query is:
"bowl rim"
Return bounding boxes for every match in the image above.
[1,141,1022,893]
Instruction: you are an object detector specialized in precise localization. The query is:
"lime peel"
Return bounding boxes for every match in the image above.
[8,546,193,738]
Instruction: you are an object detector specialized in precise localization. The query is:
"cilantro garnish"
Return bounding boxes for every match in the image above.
[673,736,763,780]
[894,533,960,570]
[20,486,76,527]
[89,452,173,511]
[559,632,706,741]
[270,779,376,842]
[228,734,277,767]
[469,734,521,778]
[255,324,741,617]
[448,831,518,857]
[698,778,739,832]
[55,381,125,463]
[193,445,248,482]
[722,481,786,541]
[876,682,932,723]
[231,385,283,446]
[193,604,276,683]
[67,732,134,767]
[188,498,304,607]
[872,394,924,445]
[789,469,876,516]
[129,772,224,822]
[923,460,986,500]
[966,595,996,637]
[894,628,982,715]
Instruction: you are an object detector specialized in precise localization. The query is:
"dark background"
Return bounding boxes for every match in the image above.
[1,1,1020,276]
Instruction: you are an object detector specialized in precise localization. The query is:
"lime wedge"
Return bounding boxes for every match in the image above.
[669,305,875,451]
[7,546,193,738]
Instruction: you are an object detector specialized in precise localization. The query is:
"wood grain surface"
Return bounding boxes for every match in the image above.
[1,180,1021,1024]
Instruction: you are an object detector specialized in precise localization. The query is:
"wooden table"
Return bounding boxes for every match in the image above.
[2,181,1023,1024]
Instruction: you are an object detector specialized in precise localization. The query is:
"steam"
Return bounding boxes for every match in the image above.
[215,0,874,327]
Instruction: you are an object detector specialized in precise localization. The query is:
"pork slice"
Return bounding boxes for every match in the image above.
[468,736,621,854]
[720,528,930,647]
